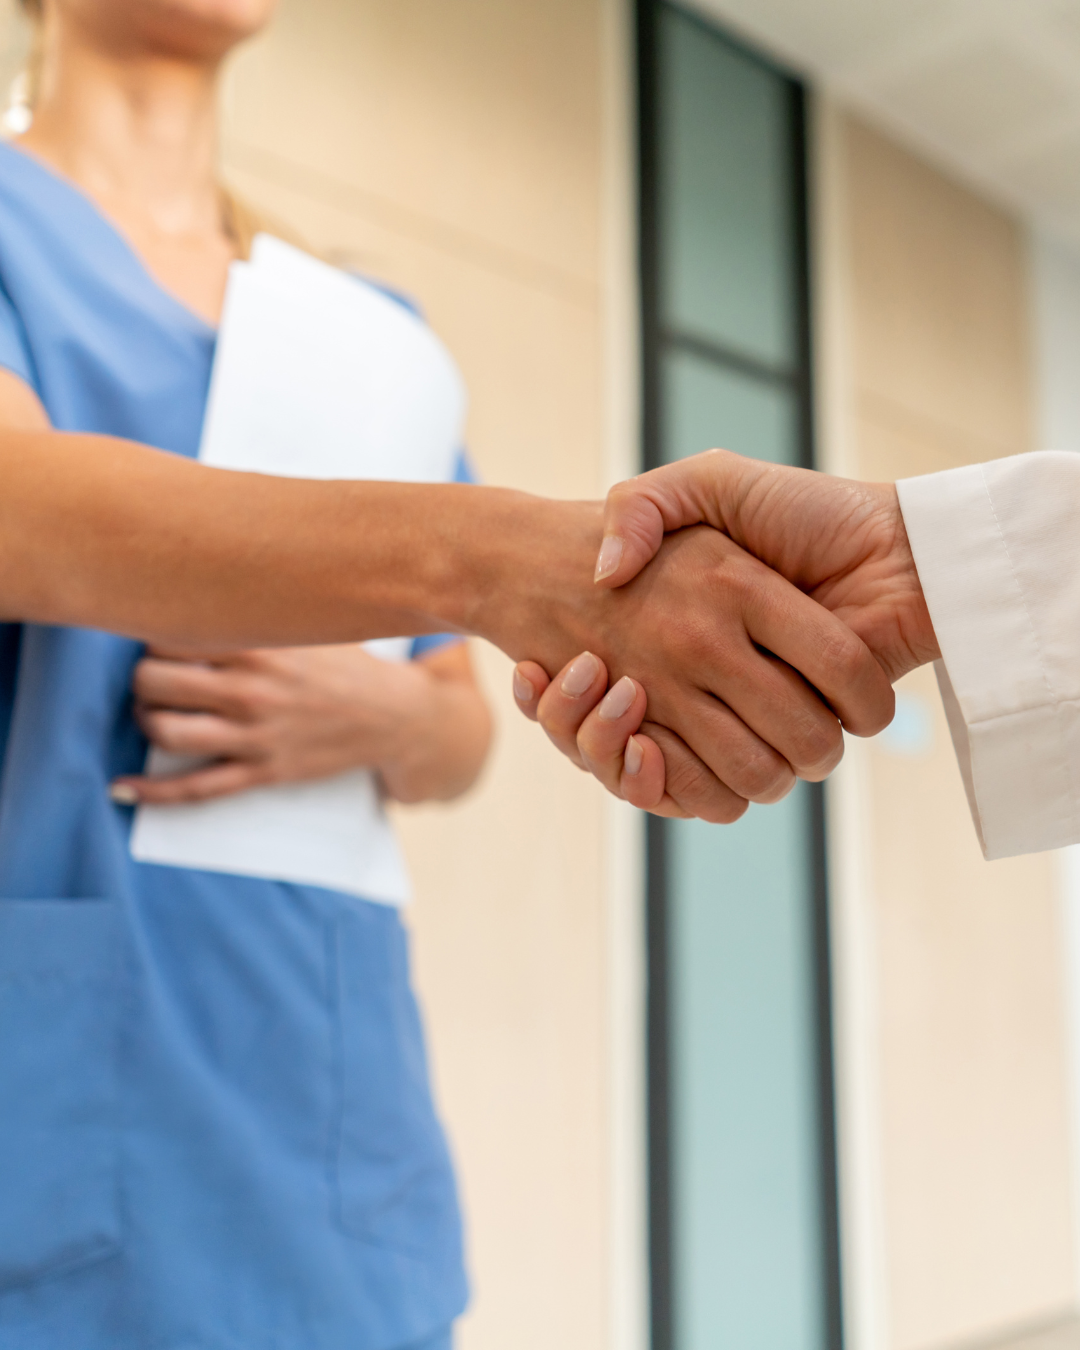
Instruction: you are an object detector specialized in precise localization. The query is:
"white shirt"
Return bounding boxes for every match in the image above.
[897,451,1080,860]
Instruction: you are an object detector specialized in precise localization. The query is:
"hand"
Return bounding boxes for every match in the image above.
[513,656,674,813]
[110,641,491,806]
[594,449,940,682]
[503,521,895,824]
[512,453,941,820]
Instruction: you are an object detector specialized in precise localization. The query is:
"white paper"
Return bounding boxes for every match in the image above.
[130,238,466,905]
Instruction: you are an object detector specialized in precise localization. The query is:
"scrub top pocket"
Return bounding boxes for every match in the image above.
[333,904,457,1257]
[0,899,125,1289]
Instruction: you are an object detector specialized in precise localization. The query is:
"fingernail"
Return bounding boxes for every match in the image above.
[109,782,139,805]
[512,668,535,703]
[598,675,636,721]
[561,651,601,698]
[624,736,644,776]
[594,535,624,582]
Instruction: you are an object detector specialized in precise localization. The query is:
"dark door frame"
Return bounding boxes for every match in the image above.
[634,5,844,1346]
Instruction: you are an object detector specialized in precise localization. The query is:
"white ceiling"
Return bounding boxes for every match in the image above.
[689,0,1080,247]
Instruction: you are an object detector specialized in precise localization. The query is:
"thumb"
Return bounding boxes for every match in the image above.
[595,450,749,588]
[593,479,666,588]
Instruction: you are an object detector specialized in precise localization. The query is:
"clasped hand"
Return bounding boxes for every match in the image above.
[514,450,941,821]
[111,641,491,807]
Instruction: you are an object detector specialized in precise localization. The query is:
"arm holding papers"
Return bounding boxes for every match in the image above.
[105,238,492,815]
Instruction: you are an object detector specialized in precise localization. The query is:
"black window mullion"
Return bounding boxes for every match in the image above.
[636,3,675,1348]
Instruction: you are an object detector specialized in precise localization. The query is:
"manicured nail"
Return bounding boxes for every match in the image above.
[109,782,139,805]
[512,667,535,703]
[598,675,636,721]
[624,736,644,776]
[594,535,624,582]
[561,651,601,698]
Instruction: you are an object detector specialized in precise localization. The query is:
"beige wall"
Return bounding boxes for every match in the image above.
[0,1,635,1342]
[822,109,1078,1350]
[220,4,620,1348]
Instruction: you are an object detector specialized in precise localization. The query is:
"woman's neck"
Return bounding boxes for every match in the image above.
[23,23,223,236]
[18,21,236,325]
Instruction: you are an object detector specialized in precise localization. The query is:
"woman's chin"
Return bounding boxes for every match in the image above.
[66,0,277,64]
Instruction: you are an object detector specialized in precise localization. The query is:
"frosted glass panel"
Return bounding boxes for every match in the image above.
[667,793,825,1350]
[659,8,796,368]
[650,7,830,1347]
[662,348,798,467]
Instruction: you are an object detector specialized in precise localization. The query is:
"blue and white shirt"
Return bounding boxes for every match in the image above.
[0,141,468,1350]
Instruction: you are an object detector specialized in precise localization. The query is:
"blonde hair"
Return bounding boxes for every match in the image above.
[219,188,314,263]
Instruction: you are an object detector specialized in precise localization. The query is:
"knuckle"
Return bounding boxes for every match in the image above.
[665,754,744,823]
[731,745,792,803]
[791,716,843,776]
[536,705,560,735]
[661,756,745,815]
[698,792,750,826]
[240,732,273,764]
[540,714,575,748]
[823,629,867,686]
[232,683,269,719]
[724,558,758,602]
[145,716,179,750]
[578,721,617,766]
[865,690,895,737]
[646,724,749,824]
[621,778,661,811]
[223,671,272,716]
[606,479,636,511]
[663,749,710,803]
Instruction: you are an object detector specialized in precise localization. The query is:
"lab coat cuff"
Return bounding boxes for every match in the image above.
[897,459,1079,860]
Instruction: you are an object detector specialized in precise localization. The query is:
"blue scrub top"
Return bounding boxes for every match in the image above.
[0,143,467,1350]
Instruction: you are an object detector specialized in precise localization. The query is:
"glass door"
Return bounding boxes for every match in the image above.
[637,7,843,1348]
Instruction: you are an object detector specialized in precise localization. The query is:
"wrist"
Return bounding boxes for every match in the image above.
[886,485,942,674]
[365,658,431,779]
[449,492,605,668]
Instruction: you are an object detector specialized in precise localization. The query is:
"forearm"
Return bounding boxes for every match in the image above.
[0,429,602,660]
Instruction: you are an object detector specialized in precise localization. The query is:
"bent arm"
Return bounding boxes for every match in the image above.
[115,638,493,807]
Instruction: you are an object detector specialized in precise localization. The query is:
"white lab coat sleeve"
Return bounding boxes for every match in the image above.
[896,450,1080,860]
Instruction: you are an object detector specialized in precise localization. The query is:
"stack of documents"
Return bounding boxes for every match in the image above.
[130,236,467,904]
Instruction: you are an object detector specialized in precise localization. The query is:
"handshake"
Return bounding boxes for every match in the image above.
[510,448,941,822]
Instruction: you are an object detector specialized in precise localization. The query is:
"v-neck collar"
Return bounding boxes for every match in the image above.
[0,139,220,338]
